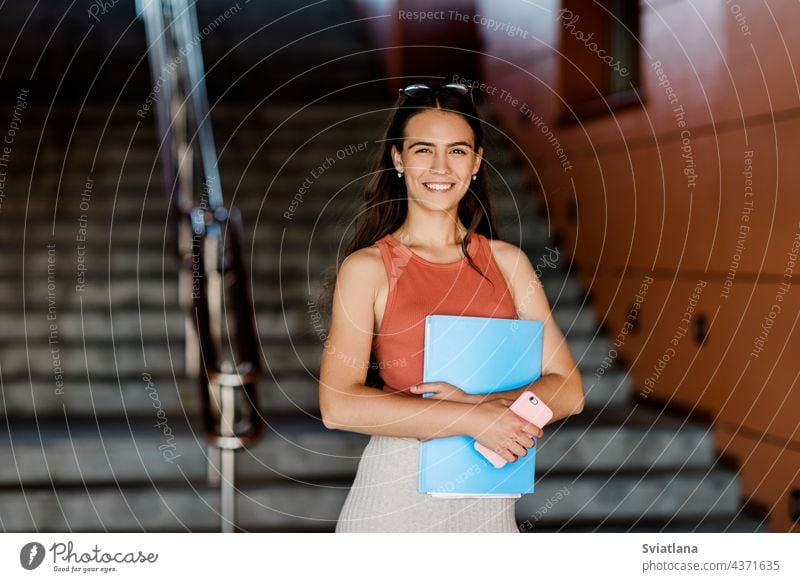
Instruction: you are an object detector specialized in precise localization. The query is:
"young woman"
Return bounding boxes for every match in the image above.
[318,82,584,533]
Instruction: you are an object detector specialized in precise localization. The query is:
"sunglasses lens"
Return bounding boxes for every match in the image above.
[441,83,469,95]
[401,84,432,98]
[399,83,473,102]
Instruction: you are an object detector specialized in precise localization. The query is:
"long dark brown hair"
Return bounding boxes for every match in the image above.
[316,83,500,386]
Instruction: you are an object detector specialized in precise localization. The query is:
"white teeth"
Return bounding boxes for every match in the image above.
[423,183,453,191]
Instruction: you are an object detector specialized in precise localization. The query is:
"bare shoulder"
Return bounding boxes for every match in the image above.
[337,243,386,290]
[486,237,556,322]
[487,238,531,275]
[487,237,521,257]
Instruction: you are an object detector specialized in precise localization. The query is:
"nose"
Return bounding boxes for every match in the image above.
[429,149,448,174]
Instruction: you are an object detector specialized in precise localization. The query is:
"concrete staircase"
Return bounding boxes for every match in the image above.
[0,100,767,532]
[0,0,766,533]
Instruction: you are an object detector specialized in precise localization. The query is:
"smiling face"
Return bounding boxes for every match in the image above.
[391,108,483,212]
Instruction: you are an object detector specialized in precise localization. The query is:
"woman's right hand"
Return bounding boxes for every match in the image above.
[466,400,544,464]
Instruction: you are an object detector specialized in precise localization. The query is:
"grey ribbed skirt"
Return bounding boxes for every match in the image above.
[335,435,519,533]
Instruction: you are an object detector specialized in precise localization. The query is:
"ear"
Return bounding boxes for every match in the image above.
[472,146,484,175]
[391,144,403,171]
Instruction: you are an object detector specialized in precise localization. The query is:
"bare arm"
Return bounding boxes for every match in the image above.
[318,248,543,449]
[487,241,585,422]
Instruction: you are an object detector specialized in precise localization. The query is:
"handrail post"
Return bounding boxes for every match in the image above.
[138,0,264,533]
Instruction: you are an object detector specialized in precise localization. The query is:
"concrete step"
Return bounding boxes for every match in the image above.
[0,369,631,420]
[0,248,338,277]
[12,100,512,131]
[1,171,532,213]
[13,105,512,161]
[11,140,531,169]
[0,469,742,532]
[0,268,585,309]
[515,469,742,528]
[0,333,612,379]
[539,405,717,474]
[14,105,395,133]
[0,244,569,285]
[0,192,540,232]
[0,212,554,251]
[0,301,599,345]
[0,342,320,378]
[16,146,370,172]
[0,406,716,488]
[20,146,520,178]
[6,150,528,175]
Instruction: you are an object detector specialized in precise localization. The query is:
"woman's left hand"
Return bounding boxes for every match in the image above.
[409,382,479,404]
[411,383,512,442]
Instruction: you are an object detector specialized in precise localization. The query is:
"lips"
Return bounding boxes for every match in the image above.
[422,182,454,192]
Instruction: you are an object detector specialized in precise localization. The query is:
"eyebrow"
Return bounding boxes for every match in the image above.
[406,141,474,150]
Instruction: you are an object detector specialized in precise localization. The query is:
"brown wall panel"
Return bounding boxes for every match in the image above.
[590,274,800,447]
[535,119,798,277]
[548,1,800,152]
[481,0,800,162]
[595,276,715,410]
[704,282,800,444]
[715,427,800,533]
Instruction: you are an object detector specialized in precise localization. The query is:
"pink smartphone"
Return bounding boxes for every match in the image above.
[474,391,553,469]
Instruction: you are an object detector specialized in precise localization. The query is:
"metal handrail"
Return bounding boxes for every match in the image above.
[138,0,263,533]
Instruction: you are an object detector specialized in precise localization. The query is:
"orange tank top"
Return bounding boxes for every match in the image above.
[372,232,518,394]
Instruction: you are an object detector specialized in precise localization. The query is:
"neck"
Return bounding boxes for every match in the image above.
[394,197,473,246]
[393,216,468,248]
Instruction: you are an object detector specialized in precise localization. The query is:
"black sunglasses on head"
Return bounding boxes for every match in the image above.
[398,83,474,103]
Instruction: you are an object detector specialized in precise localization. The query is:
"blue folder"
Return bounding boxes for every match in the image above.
[418,314,544,496]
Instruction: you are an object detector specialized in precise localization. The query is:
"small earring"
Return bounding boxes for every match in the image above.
[397,170,403,178]
[472,174,477,181]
